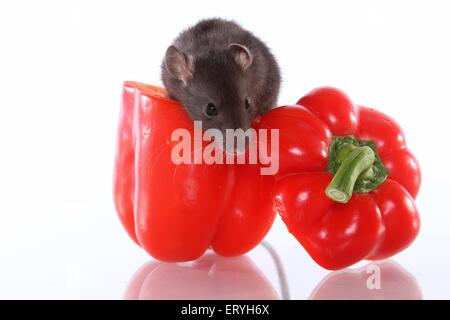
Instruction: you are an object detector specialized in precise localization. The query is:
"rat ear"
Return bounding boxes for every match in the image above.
[164,45,194,85]
[228,43,253,70]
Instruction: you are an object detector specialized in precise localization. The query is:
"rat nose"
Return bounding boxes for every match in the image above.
[234,137,250,154]
[221,124,254,155]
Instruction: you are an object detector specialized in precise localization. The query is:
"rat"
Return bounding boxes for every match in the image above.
[161,18,281,139]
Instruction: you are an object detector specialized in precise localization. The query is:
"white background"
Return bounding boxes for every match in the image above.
[0,0,449,299]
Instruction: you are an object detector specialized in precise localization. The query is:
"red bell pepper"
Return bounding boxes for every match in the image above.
[114,82,275,262]
[266,87,421,270]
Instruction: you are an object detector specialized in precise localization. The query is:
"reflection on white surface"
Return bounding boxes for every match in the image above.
[123,240,421,300]
[309,260,422,300]
[124,253,280,300]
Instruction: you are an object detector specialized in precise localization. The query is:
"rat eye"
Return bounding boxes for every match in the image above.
[245,97,251,110]
[205,102,218,116]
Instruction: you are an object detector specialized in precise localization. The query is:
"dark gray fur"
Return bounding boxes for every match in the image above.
[161,18,281,134]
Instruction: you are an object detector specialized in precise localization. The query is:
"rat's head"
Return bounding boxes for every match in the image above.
[163,43,258,138]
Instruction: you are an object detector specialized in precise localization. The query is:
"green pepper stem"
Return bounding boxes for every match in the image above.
[326,146,375,203]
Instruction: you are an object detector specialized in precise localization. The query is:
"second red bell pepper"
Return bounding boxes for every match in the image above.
[264,87,421,270]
